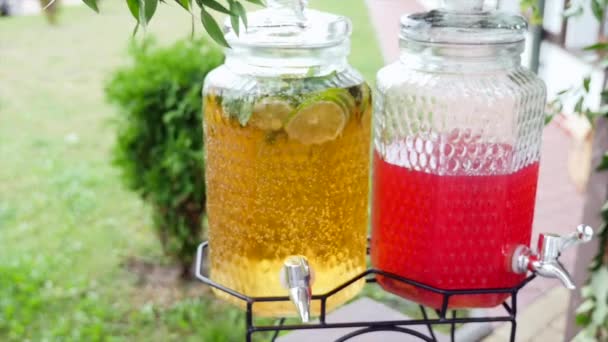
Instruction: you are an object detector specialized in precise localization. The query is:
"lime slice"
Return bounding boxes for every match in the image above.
[285,100,347,145]
[249,98,294,131]
[321,88,356,116]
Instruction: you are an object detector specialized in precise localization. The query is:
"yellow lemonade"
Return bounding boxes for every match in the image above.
[203,83,371,317]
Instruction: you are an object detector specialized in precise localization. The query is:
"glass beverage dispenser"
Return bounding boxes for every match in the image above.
[371,0,592,309]
[203,0,371,319]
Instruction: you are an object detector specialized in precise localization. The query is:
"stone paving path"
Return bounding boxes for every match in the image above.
[366,0,585,340]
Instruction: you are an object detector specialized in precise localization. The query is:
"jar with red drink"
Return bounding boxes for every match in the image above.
[370,0,547,308]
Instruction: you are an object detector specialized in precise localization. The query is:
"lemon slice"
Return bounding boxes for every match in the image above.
[285,100,347,145]
[249,98,294,131]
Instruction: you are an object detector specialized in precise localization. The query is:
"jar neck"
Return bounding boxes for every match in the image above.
[399,39,524,73]
[225,42,350,77]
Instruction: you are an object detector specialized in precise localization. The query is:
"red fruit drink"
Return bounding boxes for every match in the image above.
[371,142,540,309]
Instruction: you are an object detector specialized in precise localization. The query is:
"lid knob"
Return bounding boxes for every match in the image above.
[223,0,350,50]
[440,0,485,12]
[267,0,307,22]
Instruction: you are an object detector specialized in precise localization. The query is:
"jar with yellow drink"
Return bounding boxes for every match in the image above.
[202,0,371,320]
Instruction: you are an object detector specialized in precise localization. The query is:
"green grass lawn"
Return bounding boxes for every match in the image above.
[0,1,382,341]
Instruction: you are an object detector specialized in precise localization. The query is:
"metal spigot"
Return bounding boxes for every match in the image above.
[280,256,313,322]
[512,225,594,289]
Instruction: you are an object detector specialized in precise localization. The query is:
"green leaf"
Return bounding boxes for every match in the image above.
[592,0,605,21]
[201,0,233,15]
[143,0,159,24]
[577,299,596,314]
[126,0,140,22]
[574,97,585,115]
[564,5,584,18]
[174,0,190,10]
[597,153,608,171]
[245,0,264,5]
[575,329,601,342]
[82,0,99,12]
[200,7,230,48]
[591,267,608,325]
[582,285,594,298]
[576,312,592,327]
[584,42,608,51]
[600,202,608,222]
[230,14,240,36]
[233,1,247,27]
[584,77,591,92]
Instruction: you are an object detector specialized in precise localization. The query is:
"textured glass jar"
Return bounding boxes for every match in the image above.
[370,0,547,309]
[203,0,371,318]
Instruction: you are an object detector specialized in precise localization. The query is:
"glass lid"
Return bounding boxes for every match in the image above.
[224,0,351,49]
[400,0,527,45]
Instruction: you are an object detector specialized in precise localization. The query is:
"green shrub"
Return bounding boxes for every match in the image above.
[106,38,223,274]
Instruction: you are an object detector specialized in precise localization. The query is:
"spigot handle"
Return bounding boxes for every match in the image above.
[280,256,313,323]
[559,224,594,251]
[537,224,594,260]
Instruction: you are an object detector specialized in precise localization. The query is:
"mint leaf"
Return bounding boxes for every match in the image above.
[222,96,253,126]
[237,100,254,126]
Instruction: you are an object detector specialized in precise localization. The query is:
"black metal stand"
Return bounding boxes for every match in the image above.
[195,242,536,342]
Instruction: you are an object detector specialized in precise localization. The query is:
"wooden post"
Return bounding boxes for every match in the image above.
[564,117,608,341]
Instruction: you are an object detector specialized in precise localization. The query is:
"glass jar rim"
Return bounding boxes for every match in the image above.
[400,7,527,46]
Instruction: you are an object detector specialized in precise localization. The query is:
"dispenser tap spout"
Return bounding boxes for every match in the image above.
[281,256,313,323]
[531,260,575,290]
[512,225,594,290]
